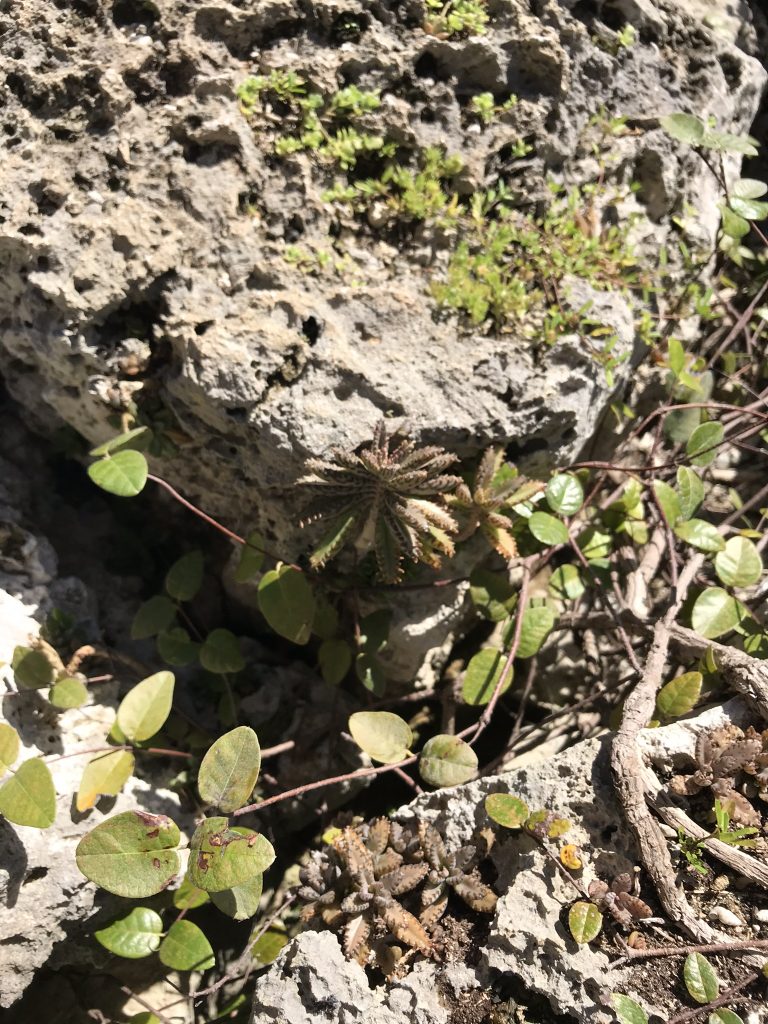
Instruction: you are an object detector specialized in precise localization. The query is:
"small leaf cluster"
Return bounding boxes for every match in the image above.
[423,0,489,38]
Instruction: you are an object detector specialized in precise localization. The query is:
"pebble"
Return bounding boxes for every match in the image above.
[753,908,768,923]
[708,905,742,927]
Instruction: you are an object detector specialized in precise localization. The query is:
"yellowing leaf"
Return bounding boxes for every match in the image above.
[0,758,56,828]
[656,672,702,719]
[0,723,20,776]
[560,845,582,870]
[75,811,180,897]
[348,711,412,764]
[49,676,89,710]
[76,749,135,812]
[198,726,261,813]
[485,793,529,828]
[117,671,175,742]
[418,735,478,788]
[568,901,603,943]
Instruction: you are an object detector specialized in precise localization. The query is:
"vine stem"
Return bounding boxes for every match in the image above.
[666,973,762,1024]
[614,936,768,965]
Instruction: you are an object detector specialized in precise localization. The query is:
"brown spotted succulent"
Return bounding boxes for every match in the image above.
[299,421,462,582]
[419,821,497,927]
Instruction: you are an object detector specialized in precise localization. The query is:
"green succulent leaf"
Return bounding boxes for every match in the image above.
[673,519,725,553]
[691,588,748,639]
[686,422,724,467]
[568,901,603,943]
[88,450,148,497]
[49,676,89,710]
[714,536,763,588]
[211,872,263,920]
[159,920,215,971]
[131,595,177,640]
[198,726,261,813]
[309,513,357,570]
[485,793,529,828]
[611,993,649,1024]
[199,629,245,674]
[165,551,204,602]
[683,952,719,1004]
[545,474,584,516]
[0,758,56,828]
[117,671,175,742]
[12,646,54,689]
[0,723,20,776]
[462,647,512,706]
[95,907,163,959]
[676,466,704,520]
[656,672,702,718]
[348,711,412,763]
[76,749,135,812]
[418,735,478,788]
[234,531,265,583]
[188,817,274,893]
[75,811,181,897]
[528,511,569,546]
[257,565,315,645]
[318,638,352,685]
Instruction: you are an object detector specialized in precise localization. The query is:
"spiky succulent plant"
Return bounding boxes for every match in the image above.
[299,421,462,582]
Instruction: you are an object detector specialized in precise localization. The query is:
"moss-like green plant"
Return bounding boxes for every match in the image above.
[424,0,489,37]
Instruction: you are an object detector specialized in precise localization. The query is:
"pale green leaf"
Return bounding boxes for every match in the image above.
[656,672,702,718]
[731,178,768,200]
[95,907,163,959]
[211,871,263,920]
[485,793,529,828]
[49,676,89,710]
[729,195,768,220]
[0,723,20,776]
[251,926,289,966]
[463,647,512,706]
[653,481,681,525]
[686,422,724,467]
[683,952,719,1003]
[199,629,245,674]
[12,646,54,689]
[88,451,148,497]
[76,749,135,812]
[568,901,603,943]
[674,519,725,553]
[187,817,274,893]
[156,627,200,666]
[257,566,315,645]
[419,735,478,788]
[159,920,215,971]
[89,427,151,457]
[198,726,261,813]
[131,595,177,640]
[676,467,704,520]
[348,711,412,763]
[545,474,584,516]
[117,671,175,742]
[528,511,569,546]
[75,810,180,897]
[0,758,56,828]
[691,588,747,639]
[708,1010,744,1024]
[173,876,210,910]
[513,604,555,658]
[659,113,705,145]
[165,551,204,602]
[577,527,612,562]
[548,564,585,601]
[611,993,649,1024]
[714,536,763,588]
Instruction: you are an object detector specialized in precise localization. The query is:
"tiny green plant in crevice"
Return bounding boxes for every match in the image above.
[423,0,489,38]
[468,91,519,127]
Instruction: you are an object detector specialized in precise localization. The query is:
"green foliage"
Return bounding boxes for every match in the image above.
[424,0,489,37]
[117,671,175,742]
[655,672,702,719]
[418,735,477,787]
[188,818,274,892]
[258,565,316,643]
[611,994,649,1024]
[49,676,88,710]
[199,629,246,674]
[158,920,215,971]
[0,758,56,828]
[568,900,603,943]
[484,793,530,828]
[76,811,181,897]
[348,711,412,763]
[88,449,148,497]
[211,872,263,920]
[77,749,135,812]
[95,907,163,959]
[12,646,54,689]
[462,647,510,705]
[683,952,719,1003]
[165,550,204,602]
[198,726,261,813]
[690,588,748,639]
[0,723,20,776]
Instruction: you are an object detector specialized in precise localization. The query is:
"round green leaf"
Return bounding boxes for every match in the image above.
[729,195,768,220]
[211,870,263,920]
[568,901,603,944]
[198,726,261,813]
[732,178,768,200]
[131,595,177,640]
[76,749,135,813]
[485,793,529,828]
[548,564,584,601]
[708,1010,744,1024]
[165,551,204,602]
[691,588,747,639]
[50,676,89,710]
[545,474,584,516]
[676,466,704,520]
[87,450,148,497]
[95,907,163,959]
[686,422,724,467]
[528,511,569,546]
[683,952,719,1004]
[318,638,352,686]
[653,481,680,526]
[89,427,151,456]
[117,671,175,742]
[75,811,181,897]
[252,926,289,966]
[234,531,265,583]
[419,735,478,788]
[673,519,725,553]
[159,920,215,971]
[611,993,649,1024]
[0,723,20,776]
[156,627,200,666]
[188,817,275,893]
[656,672,702,718]
[577,527,612,562]
[173,876,210,910]
[659,113,705,145]
[257,565,315,645]
[12,646,54,689]
[714,536,763,588]
[0,758,56,828]
[348,711,412,763]
[513,604,556,658]
[199,629,245,674]
[462,648,512,706]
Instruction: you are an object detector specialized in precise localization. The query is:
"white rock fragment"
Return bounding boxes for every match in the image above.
[708,905,743,928]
